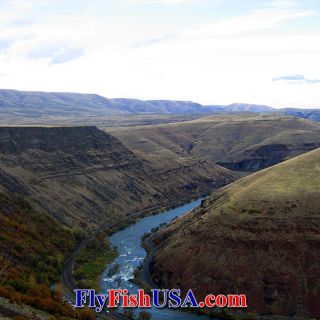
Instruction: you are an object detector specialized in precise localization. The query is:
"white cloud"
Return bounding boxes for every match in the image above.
[27,41,85,64]
[130,0,210,5]
[273,74,320,84]
[199,10,310,37]
[0,0,319,108]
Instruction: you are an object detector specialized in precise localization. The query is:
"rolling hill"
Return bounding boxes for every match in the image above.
[282,108,320,122]
[110,114,320,171]
[224,103,275,113]
[0,89,224,124]
[0,89,274,117]
[0,89,124,116]
[151,148,320,318]
[1,89,320,127]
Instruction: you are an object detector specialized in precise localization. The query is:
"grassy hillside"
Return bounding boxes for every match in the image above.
[152,148,320,318]
[0,126,237,230]
[110,114,320,171]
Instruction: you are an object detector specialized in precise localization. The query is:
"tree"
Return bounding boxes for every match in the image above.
[78,308,95,320]
[54,283,63,302]
[0,254,11,286]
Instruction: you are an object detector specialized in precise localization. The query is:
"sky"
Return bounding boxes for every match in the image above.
[0,0,320,108]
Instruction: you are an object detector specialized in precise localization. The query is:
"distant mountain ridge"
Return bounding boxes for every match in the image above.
[0,88,319,121]
[0,89,225,117]
[224,103,275,113]
[282,108,320,122]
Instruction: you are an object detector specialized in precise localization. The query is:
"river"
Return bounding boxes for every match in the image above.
[100,199,213,320]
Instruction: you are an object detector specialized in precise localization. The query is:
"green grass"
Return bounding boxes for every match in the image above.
[74,234,118,290]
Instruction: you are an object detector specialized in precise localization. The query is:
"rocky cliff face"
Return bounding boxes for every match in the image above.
[0,126,138,172]
[151,148,320,318]
[0,126,237,229]
[217,143,319,171]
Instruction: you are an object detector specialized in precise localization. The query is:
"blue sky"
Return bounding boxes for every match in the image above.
[0,0,320,108]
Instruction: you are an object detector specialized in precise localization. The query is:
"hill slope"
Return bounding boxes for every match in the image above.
[0,89,223,124]
[110,114,320,171]
[0,89,125,116]
[2,89,320,127]
[151,148,320,317]
[0,194,79,318]
[0,126,237,229]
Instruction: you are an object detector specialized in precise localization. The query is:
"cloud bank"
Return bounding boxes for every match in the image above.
[0,0,320,108]
[273,74,320,84]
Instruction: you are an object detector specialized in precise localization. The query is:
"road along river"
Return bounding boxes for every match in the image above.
[100,199,214,320]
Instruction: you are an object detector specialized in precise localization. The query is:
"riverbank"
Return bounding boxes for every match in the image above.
[100,199,215,320]
[137,233,298,320]
[74,233,118,290]
[72,197,260,320]
[69,201,202,300]
[71,196,209,293]
[131,234,158,292]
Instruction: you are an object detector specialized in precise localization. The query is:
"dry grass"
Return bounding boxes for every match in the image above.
[152,149,320,317]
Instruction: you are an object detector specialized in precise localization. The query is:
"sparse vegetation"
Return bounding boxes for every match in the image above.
[74,234,118,290]
[152,148,320,318]
[111,114,320,172]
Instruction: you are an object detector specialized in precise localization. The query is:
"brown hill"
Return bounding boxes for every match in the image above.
[0,126,236,229]
[151,148,320,318]
[0,89,222,124]
[110,114,320,171]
